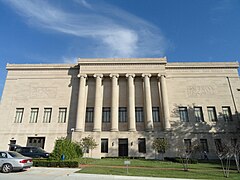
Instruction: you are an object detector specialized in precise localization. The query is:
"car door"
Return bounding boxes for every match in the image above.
[0,152,8,167]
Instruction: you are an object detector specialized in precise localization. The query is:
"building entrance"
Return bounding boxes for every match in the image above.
[118,139,128,157]
[27,137,45,149]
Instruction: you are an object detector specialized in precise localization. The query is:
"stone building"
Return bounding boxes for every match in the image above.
[0,58,239,159]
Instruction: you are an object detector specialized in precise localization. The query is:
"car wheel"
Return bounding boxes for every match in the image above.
[2,163,13,173]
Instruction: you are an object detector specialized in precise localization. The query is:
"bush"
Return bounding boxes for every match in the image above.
[164,157,198,164]
[50,137,83,160]
[33,159,79,168]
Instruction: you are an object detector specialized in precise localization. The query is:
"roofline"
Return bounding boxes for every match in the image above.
[6,64,78,70]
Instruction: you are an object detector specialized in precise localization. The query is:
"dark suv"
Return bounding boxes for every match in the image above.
[15,147,50,158]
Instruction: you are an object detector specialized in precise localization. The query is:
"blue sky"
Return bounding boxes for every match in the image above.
[0,0,240,98]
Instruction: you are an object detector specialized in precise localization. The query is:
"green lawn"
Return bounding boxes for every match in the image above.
[76,158,240,179]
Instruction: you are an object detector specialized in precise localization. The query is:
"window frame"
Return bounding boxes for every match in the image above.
[194,106,204,122]
[152,107,160,122]
[222,106,232,122]
[179,107,189,122]
[102,107,111,123]
[29,108,39,123]
[85,107,94,123]
[119,107,127,123]
[58,108,67,123]
[138,138,146,153]
[207,106,217,122]
[135,107,144,122]
[200,139,209,152]
[101,138,108,153]
[14,108,24,123]
[43,108,52,123]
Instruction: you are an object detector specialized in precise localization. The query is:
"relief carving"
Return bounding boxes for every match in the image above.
[31,87,57,99]
[187,85,216,97]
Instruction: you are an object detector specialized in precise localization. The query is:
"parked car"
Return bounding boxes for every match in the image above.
[0,151,33,173]
[15,146,50,158]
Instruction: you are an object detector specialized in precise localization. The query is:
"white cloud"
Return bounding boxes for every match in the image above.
[6,0,168,58]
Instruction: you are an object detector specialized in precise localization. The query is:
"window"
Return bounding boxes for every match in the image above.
[135,107,144,122]
[200,139,209,152]
[101,139,108,153]
[152,107,160,122]
[179,107,189,122]
[207,107,217,122]
[102,107,111,123]
[119,107,127,122]
[85,107,94,123]
[222,106,232,121]
[138,138,146,153]
[14,108,24,123]
[214,139,223,152]
[58,108,67,123]
[43,108,52,123]
[29,108,39,123]
[184,139,192,153]
[231,138,237,147]
[194,107,204,122]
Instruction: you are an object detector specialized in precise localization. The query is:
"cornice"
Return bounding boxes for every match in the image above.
[6,64,78,70]
[166,62,239,69]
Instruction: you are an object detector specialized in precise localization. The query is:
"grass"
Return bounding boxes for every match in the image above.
[76,158,240,179]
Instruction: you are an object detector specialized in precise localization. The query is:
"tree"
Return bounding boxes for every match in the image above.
[80,136,98,158]
[232,143,240,173]
[152,138,169,160]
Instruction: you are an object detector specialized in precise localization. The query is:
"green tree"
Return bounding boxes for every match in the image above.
[80,136,98,158]
[50,137,83,160]
[152,138,169,160]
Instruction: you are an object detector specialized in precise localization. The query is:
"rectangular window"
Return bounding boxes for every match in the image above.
[152,107,160,122]
[184,139,192,153]
[14,108,24,123]
[102,107,111,123]
[138,138,146,153]
[135,107,144,122]
[222,106,232,121]
[194,107,204,122]
[58,108,67,123]
[231,138,237,147]
[43,108,52,123]
[101,139,108,153]
[207,107,217,122]
[85,107,94,123]
[179,107,189,122]
[119,107,127,122]
[200,139,209,152]
[214,139,223,152]
[29,108,39,123]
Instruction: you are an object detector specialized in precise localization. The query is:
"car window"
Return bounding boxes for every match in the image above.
[0,152,7,158]
[8,151,25,158]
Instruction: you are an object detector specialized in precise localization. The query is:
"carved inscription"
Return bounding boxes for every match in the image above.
[187,85,215,97]
[31,87,57,99]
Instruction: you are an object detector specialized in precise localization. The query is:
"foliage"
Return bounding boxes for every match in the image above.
[80,136,98,158]
[50,137,83,160]
[33,159,79,168]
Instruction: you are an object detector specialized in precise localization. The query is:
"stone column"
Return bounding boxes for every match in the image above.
[158,74,171,130]
[75,74,87,132]
[126,74,136,131]
[110,74,119,131]
[93,74,103,132]
[142,74,153,131]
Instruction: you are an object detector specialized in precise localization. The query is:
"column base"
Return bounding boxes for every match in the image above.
[110,128,119,132]
[128,128,136,132]
[93,128,101,132]
[74,128,84,132]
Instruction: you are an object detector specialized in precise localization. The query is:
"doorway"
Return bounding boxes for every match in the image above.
[118,138,128,157]
[27,137,45,149]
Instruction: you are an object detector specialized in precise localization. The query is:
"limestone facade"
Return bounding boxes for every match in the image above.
[0,58,239,159]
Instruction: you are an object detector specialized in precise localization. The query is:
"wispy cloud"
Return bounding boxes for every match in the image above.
[5,0,168,58]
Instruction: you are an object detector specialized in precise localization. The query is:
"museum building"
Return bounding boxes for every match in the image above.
[0,58,239,159]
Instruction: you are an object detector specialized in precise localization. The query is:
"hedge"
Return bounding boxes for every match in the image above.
[33,159,79,168]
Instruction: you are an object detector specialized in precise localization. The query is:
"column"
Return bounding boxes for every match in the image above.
[158,74,171,130]
[110,74,119,131]
[142,74,153,131]
[126,74,136,131]
[75,74,87,132]
[93,74,103,132]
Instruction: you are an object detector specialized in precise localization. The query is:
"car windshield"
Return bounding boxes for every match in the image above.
[8,151,25,158]
[34,147,47,153]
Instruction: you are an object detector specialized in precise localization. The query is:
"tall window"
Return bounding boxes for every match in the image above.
[138,138,146,153]
[135,107,144,122]
[14,108,24,123]
[214,139,223,152]
[43,108,52,123]
[152,107,160,122]
[222,106,232,121]
[184,139,192,153]
[179,107,189,122]
[58,108,67,123]
[85,107,94,123]
[101,139,108,153]
[200,139,209,152]
[194,107,204,122]
[207,107,217,122]
[102,107,111,123]
[231,138,237,147]
[29,108,39,123]
[119,107,127,122]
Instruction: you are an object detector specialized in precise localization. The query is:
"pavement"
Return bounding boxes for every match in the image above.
[0,167,196,180]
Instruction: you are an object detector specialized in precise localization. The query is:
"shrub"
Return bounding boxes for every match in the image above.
[33,159,79,168]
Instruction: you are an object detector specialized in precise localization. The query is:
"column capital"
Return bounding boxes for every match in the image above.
[126,73,135,78]
[77,74,87,78]
[157,74,166,78]
[93,74,103,78]
[109,74,119,78]
[142,73,151,78]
